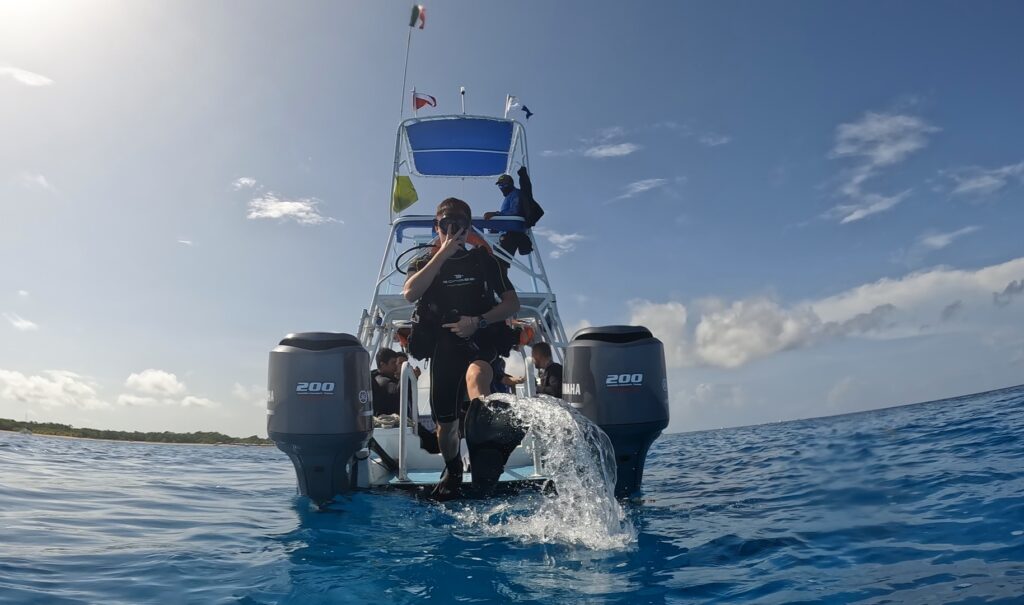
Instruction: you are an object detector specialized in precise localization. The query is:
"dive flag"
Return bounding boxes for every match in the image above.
[505,95,534,120]
[409,5,426,29]
[413,92,436,110]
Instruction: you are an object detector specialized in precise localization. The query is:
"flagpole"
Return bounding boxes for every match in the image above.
[398,17,414,121]
[503,94,510,119]
[460,86,466,114]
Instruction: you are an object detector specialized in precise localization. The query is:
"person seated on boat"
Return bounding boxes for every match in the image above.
[371,348,402,416]
[531,342,563,399]
[484,171,533,259]
[489,357,519,394]
[403,197,522,500]
[395,351,421,380]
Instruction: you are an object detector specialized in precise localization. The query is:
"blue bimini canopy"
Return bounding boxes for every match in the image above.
[402,116,518,177]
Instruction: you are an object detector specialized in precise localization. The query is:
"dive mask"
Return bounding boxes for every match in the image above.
[437,214,471,235]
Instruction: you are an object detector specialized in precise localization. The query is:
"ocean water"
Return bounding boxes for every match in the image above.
[2,385,1024,604]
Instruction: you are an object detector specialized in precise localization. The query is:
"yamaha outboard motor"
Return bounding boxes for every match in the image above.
[267,332,372,506]
[563,326,669,498]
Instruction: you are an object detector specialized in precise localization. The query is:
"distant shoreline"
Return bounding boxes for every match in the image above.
[0,428,273,446]
[0,419,272,446]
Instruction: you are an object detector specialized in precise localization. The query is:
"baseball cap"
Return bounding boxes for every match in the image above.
[495,174,513,186]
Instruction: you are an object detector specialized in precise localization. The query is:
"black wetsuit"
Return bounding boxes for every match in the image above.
[371,370,400,416]
[408,247,515,423]
[538,362,563,399]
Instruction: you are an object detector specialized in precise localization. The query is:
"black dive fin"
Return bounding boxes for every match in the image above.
[464,399,527,496]
[429,455,463,501]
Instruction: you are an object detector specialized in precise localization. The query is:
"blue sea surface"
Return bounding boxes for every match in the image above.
[2,385,1024,604]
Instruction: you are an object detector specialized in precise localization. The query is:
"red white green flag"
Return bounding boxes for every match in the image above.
[409,5,426,29]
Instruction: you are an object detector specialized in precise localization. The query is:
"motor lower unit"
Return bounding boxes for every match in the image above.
[267,332,372,505]
[563,325,670,498]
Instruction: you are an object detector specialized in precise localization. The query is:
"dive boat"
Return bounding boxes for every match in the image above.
[266,113,670,506]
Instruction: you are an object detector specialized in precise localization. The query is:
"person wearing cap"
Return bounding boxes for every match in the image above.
[484,174,533,259]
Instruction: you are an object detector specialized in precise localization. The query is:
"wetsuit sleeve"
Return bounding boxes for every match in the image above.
[540,363,563,398]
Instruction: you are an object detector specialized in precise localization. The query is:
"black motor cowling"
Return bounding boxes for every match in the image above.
[562,326,669,498]
[267,332,372,505]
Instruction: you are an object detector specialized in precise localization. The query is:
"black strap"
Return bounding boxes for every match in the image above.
[367,437,399,473]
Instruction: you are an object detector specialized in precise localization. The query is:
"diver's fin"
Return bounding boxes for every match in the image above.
[464,398,527,496]
[429,455,463,501]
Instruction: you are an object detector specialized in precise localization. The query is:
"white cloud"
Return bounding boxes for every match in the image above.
[831,112,938,167]
[943,161,1024,197]
[566,318,593,339]
[3,312,39,331]
[628,300,691,367]
[232,177,258,190]
[690,383,747,408]
[116,394,164,407]
[826,111,938,223]
[592,126,626,142]
[246,192,338,225]
[17,290,29,298]
[693,298,824,368]
[124,369,187,396]
[828,190,910,224]
[628,256,1024,369]
[22,173,56,192]
[917,226,980,251]
[583,143,641,158]
[0,65,54,87]
[699,133,732,147]
[533,227,585,259]
[233,382,268,408]
[0,369,109,410]
[118,369,221,407]
[177,239,194,246]
[181,395,219,408]
[895,226,981,266]
[811,257,1024,322]
[616,178,668,200]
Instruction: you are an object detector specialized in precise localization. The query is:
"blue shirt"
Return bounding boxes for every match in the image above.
[498,188,524,217]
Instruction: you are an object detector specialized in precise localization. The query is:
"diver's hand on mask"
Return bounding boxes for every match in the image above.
[442,315,479,338]
[437,227,466,259]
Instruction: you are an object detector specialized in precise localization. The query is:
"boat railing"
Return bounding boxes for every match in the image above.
[523,355,545,477]
[396,360,419,483]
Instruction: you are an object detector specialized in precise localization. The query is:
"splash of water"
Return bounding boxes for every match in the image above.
[451,394,637,550]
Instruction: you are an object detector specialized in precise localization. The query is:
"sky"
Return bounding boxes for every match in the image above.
[2,1,1023,437]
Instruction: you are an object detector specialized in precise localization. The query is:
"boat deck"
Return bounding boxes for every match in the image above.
[387,464,540,487]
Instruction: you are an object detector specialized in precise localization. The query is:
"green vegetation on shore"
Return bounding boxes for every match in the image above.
[0,418,271,445]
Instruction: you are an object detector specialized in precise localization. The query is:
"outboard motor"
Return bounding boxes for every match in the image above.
[563,325,669,498]
[267,332,372,505]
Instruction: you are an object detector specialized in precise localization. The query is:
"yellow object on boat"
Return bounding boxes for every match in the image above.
[392,175,419,213]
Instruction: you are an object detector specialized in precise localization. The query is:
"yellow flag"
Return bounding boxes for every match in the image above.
[392,176,419,213]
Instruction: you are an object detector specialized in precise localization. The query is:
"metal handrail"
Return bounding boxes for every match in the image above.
[396,361,418,483]
[523,356,543,477]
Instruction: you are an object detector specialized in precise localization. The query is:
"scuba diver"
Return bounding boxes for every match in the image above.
[403,197,524,500]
